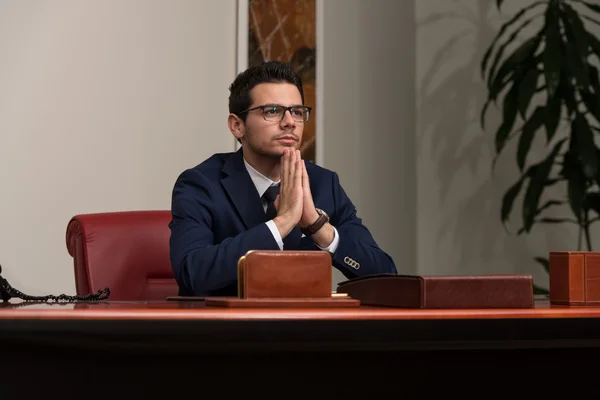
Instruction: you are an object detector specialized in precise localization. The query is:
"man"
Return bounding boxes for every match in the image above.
[169,61,396,296]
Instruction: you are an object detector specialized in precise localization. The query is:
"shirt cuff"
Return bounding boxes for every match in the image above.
[315,226,339,254]
[265,220,284,250]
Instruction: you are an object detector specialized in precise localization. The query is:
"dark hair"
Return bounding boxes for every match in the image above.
[228,61,304,121]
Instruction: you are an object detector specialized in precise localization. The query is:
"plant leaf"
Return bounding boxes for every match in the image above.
[533,284,549,295]
[482,53,539,131]
[544,94,562,142]
[580,65,600,123]
[562,4,590,57]
[481,99,492,130]
[564,42,590,88]
[536,199,565,216]
[573,114,598,179]
[488,35,541,98]
[517,106,546,171]
[518,201,567,233]
[580,90,600,124]
[562,150,587,222]
[481,1,546,78]
[522,138,567,232]
[582,14,600,28]
[545,178,562,186]
[534,256,550,274]
[538,217,576,224]
[587,31,600,60]
[543,4,562,98]
[501,165,539,226]
[557,68,578,118]
[561,4,590,88]
[501,175,526,226]
[518,67,540,118]
[595,148,600,188]
[519,217,577,234]
[495,81,521,155]
[589,65,600,95]
[583,192,600,216]
[577,0,600,15]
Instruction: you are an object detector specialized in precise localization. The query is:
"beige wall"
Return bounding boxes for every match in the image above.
[320,0,417,284]
[0,0,237,294]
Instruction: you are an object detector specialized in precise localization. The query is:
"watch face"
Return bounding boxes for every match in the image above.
[317,208,328,218]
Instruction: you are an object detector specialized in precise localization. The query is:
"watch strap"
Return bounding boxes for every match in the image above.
[301,210,329,236]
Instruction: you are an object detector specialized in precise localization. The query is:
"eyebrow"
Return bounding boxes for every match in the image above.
[262,103,305,107]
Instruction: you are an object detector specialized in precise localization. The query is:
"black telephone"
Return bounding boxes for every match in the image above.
[0,263,110,302]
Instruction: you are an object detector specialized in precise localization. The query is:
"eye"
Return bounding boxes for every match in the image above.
[265,107,278,114]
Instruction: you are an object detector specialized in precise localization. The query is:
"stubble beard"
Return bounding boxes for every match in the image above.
[244,126,297,160]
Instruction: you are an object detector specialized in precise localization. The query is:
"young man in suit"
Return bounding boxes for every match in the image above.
[169,61,397,296]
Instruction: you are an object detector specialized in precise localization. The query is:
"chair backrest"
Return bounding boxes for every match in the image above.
[65,210,178,301]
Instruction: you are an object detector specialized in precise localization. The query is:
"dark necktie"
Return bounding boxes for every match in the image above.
[262,184,280,221]
[262,184,301,249]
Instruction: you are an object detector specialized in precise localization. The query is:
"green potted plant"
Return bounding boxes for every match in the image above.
[481,0,600,293]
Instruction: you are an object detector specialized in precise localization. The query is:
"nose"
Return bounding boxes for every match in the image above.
[280,109,296,128]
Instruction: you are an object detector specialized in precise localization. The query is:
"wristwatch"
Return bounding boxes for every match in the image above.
[301,208,329,236]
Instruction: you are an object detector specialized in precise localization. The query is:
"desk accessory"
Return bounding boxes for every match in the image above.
[336,273,535,309]
[204,250,360,308]
[549,251,600,306]
[0,263,110,303]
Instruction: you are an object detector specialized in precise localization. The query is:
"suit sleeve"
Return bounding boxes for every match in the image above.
[329,172,397,279]
[169,169,279,296]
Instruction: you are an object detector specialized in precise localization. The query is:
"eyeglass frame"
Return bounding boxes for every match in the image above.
[237,104,312,123]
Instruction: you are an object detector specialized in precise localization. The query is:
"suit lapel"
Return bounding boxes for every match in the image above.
[221,149,267,230]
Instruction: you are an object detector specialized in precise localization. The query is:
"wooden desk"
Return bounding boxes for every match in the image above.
[1,300,599,398]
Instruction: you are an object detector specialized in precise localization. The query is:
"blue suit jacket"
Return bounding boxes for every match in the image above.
[169,148,397,296]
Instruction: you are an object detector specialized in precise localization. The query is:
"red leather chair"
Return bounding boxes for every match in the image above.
[65,210,179,301]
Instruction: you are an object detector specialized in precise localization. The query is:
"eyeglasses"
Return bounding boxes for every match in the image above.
[239,104,312,123]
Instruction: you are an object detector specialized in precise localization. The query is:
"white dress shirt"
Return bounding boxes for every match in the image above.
[243,158,339,253]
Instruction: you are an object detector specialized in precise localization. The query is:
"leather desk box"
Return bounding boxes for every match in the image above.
[238,250,332,298]
[205,250,360,308]
[550,251,600,305]
[336,273,534,309]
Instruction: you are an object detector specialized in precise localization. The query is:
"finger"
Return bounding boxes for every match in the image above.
[280,148,287,164]
[294,151,302,188]
[302,159,310,190]
[281,149,289,189]
[297,150,303,178]
[288,148,296,188]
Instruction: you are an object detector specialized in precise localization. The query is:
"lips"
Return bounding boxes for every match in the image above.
[276,135,298,142]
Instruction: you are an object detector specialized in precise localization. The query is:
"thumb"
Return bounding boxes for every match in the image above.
[274,194,280,208]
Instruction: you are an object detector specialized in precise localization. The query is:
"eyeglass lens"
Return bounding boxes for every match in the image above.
[263,106,310,122]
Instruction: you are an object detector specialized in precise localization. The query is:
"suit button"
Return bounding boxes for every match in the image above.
[344,256,360,270]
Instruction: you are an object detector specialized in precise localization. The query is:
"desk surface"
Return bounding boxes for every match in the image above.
[2,300,599,398]
[0,298,599,320]
[0,299,600,355]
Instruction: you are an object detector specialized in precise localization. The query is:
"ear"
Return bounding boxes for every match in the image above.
[228,114,245,141]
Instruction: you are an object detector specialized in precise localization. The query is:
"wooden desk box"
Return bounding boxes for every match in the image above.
[549,251,600,305]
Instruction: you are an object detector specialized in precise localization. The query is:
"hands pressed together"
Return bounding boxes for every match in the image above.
[273,149,334,247]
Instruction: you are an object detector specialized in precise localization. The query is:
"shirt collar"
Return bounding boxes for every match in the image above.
[243,158,279,198]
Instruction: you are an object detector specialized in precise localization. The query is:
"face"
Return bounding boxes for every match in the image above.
[230,82,305,160]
